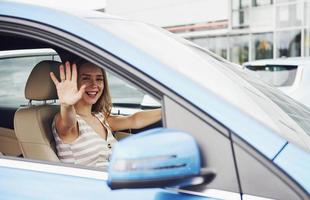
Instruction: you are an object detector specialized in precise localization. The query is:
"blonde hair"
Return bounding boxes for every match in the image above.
[76,59,112,119]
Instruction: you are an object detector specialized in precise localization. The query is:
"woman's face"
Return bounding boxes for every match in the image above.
[77,63,104,105]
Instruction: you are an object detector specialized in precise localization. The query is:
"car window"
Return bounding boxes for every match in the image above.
[0,49,61,107]
[244,64,298,87]
[186,45,310,150]
[108,73,145,105]
[0,49,159,110]
[108,72,161,115]
[0,46,162,167]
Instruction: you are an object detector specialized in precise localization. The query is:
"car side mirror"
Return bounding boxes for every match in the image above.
[107,128,216,189]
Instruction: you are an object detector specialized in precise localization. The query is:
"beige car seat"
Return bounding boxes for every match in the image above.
[14,60,61,162]
[0,127,22,156]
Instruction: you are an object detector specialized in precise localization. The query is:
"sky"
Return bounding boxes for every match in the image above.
[10,0,106,11]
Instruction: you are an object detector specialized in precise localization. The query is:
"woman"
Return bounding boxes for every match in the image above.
[50,60,161,167]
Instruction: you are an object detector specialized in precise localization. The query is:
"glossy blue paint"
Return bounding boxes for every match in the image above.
[0,2,287,159]
[274,144,310,193]
[108,128,200,182]
[0,165,213,200]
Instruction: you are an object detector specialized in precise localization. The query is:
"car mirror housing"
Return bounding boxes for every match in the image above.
[107,128,216,189]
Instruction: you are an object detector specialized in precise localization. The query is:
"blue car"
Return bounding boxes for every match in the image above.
[0,2,309,200]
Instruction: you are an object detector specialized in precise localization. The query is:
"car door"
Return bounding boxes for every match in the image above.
[2,157,223,200]
[162,96,241,199]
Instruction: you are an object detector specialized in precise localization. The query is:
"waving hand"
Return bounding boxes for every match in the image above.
[50,61,86,106]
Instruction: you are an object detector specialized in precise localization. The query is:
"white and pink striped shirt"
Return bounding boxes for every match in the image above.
[52,112,117,168]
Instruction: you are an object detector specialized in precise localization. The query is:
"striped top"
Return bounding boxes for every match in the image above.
[52,112,117,168]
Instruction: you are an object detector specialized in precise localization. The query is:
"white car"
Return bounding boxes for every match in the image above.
[243,57,310,108]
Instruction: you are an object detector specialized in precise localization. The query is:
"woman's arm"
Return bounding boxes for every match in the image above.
[50,62,85,141]
[54,104,77,139]
[108,108,162,131]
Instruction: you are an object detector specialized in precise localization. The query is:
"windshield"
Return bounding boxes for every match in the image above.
[244,64,298,87]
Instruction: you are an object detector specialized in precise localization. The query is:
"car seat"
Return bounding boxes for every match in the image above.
[14,60,61,162]
[0,127,22,157]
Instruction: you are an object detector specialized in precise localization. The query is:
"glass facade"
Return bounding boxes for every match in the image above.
[192,36,228,59]
[276,3,302,28]
[229,34,249,64]
[305,29,310,56]
[251,5,274,27]
[276,0,297,3]
[252,32,273,60]
[305,1,310,56]
[276,30,301,57]
[253,0,273,6]
[232,0,251,9]
[187,0,309,64]
[232,9,249,27]
[232,0,251,28]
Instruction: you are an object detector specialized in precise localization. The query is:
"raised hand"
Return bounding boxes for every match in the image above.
[50,61,86,106]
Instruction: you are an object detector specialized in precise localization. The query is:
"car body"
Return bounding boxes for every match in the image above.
[0,2,309,200]
[243,57,310,108]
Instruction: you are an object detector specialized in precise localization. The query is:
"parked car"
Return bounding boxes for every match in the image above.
[0,2,309,200]
[243,57,310,108]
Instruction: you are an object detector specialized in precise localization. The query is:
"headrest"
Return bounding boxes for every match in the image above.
[25,60,61,101]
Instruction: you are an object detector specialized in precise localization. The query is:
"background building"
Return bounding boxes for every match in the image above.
[106,0,310,65]
[106,0,228,27]
[189,0,310,65]
[11,0,106,11]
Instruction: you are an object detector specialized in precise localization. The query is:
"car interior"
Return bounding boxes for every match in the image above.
[0,33,162,163]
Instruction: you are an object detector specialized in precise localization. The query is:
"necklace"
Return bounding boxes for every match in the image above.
[77,112,93,118]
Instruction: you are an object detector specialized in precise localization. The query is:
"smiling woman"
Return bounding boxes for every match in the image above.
[0,50,162,165]
[49,59,161,167]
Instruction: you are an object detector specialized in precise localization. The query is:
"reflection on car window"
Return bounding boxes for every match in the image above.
[239,71,310,137]
[187,44,310,149]
[0,49,61,107]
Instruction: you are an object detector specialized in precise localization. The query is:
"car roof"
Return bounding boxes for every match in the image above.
[243,57,310,66]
